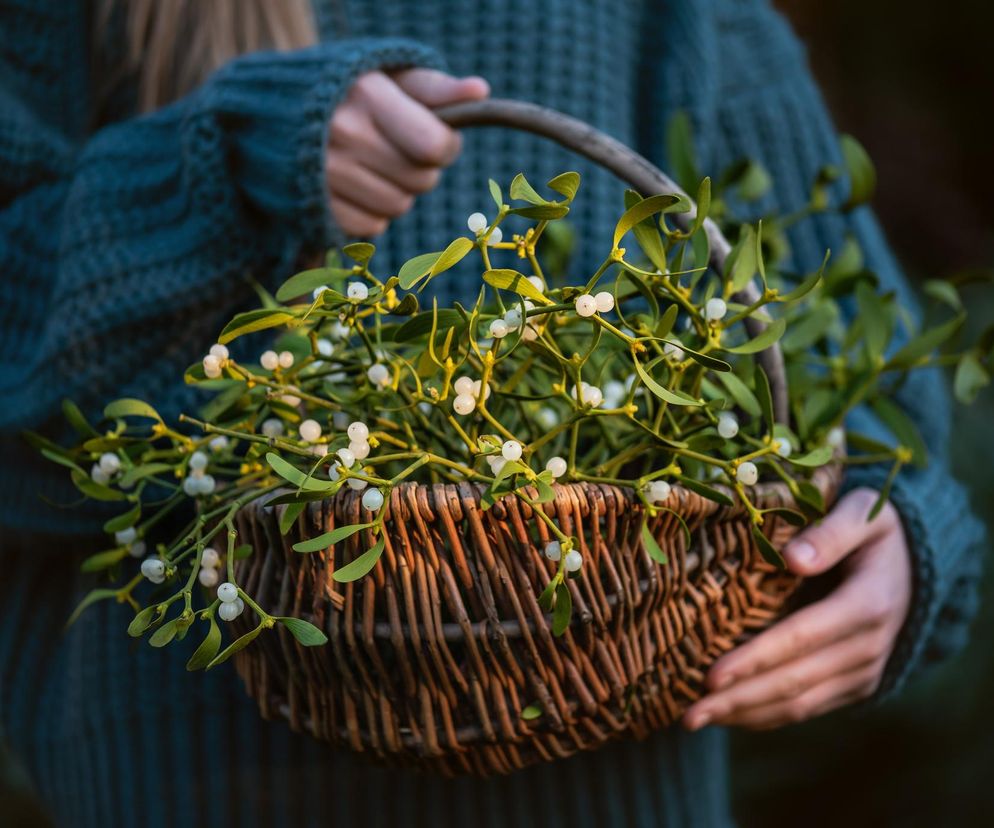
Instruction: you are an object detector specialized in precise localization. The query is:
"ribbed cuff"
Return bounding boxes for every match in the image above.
[204,38,446,249]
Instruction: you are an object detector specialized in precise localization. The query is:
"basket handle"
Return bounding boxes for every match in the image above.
[436,98,789,423]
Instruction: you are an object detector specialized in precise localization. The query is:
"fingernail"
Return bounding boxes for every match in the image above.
[786,540,816,566]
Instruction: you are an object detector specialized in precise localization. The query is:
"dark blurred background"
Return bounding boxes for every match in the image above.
[733,2,994,826]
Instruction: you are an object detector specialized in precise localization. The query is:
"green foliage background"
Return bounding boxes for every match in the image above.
[733,3,994,825]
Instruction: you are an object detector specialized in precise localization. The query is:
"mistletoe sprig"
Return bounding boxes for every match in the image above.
[38,145,990,664]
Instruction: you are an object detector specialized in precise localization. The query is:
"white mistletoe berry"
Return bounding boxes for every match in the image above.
[594,291,615,313]
[361,488,384,511]
[545,456,567,479]
[329,320,351,341]
[332,411,350,431]
[646,479,672,504]
[487,226,503,246]
[602,380,627,409]
[717,413,739,440]
[182,476,200,497]
[278,350,294,369]
[115,527,137,546]
[736,461,759,486]
[189,450,208,471]
[489,455,508,475]
[196,474,216,495]
[316,338,334,357]
[127,540,146,559]
[141,558,165,581]
[218,601,241,622]
[198,567,219,588]
[454,376,475,396]
[202,354,222,378]
[501,440,523,462]
[705,297,728,321]
[298,419,321,443]
[261,418,283,438]
[336,447,356,469]
[347,421,369,443]
[827,427,845,448]
[471,379,491,400]
[527,275,545,292]
[564,550,583,572]
[535,407,558,430]
[467,212,488,233]
[544,540,562,561]
[260,350,279,371]
[90,464,111,486]
[209,343,229,360]
[347,282,369,301]
[776,438,793,458]
[217,582,238,603]
[663,339,685,361]
[201,547,220,569]
[346,477,368,491]
[574,294,597,317]
[453,393,475,415]
[312,444,329,457]
[367,363,390,387]
[490,319,509,339]
[349,440,370,460]
[209,435,229,452]
[584,386,604,408]
[312,285,330,301]
[99,452,121,475]
[503,307,522,330]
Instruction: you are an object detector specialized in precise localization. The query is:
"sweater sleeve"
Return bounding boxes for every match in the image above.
[648,0,986,701]
[0,36,444,434]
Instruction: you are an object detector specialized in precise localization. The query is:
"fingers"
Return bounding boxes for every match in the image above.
[327,69,485,237]
[329,196,388,239]
[784,487,899,575]
[326,155,414,220]
[684,630,884,730]
[689,527,911,732]
[705,663,881,731]
[706,561,883,690]
[328,111,442,193]
[392,68,490,107]
[353,71,462,166]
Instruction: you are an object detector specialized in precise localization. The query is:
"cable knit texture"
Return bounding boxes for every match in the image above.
[0,0,984,826]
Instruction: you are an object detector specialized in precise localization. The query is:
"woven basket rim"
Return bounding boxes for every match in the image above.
[255,458,845,522]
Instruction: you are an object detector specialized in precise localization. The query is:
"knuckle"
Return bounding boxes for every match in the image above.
[777,672,807,700]
[784,628,810,658]
[330,110,364,147]
[413,126,457,165]
[352,71,383,99]
[861,590,901,628]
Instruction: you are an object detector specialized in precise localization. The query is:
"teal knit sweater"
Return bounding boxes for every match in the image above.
[0,0,984,826]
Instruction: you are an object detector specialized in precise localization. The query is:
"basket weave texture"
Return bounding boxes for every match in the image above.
[232,464,841,777]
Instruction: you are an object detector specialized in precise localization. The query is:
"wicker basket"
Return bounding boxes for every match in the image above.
[230,100,844,776]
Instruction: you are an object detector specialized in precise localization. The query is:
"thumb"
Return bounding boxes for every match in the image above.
[392,68,490,108]
[784,488,890,576]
